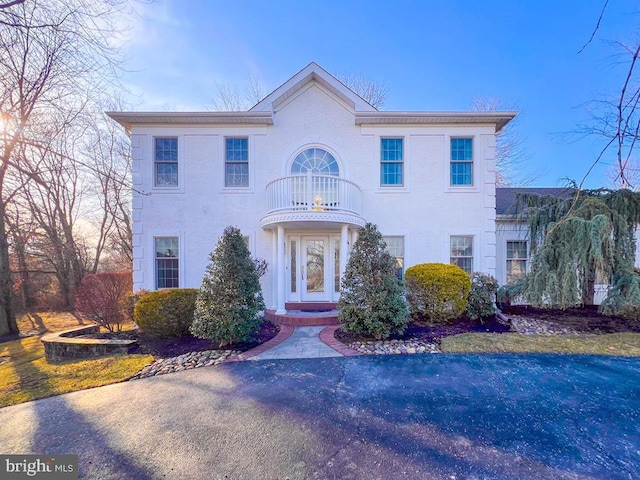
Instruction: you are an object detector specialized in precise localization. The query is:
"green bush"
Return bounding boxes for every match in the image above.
[405,263,471,323]
[190,226,266,347]
[466,273,498,320]
[134,288,198,338]
[338,223,409,339]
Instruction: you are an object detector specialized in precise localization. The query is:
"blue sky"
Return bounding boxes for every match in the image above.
[120,0,638,187]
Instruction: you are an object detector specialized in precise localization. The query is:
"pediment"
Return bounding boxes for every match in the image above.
[250,62,377,113]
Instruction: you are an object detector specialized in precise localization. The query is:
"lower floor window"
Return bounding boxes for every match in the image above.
[383,236,405,280]
[450,236,473,274]
[506,240,527,284]
[155,237,179,288]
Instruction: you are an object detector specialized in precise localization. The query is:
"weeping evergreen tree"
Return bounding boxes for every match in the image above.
[517,188,640,313]
[191,226,267,347]
[338,223,409,339]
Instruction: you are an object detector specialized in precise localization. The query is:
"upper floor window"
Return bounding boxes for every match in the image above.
[383,236,405,279]
[155,237,179,289]
[506,241,527,284]
[291,148,339,175]
[450,138,473,186]
[225,138,249,187]
[450,235,473,274]
[380,138,403,186]
[155,137,178,187]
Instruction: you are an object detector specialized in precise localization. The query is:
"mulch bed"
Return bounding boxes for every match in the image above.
[502,305,640,334]
[335,306,640,344]
[335,315,512,345]
[93,321,280,358]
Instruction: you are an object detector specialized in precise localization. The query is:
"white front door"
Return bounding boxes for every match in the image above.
[302,237,329,301]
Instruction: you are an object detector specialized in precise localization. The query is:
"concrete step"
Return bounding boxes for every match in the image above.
[265,309,340,326]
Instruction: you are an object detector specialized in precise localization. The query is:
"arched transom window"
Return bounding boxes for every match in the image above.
[291,148,339,176]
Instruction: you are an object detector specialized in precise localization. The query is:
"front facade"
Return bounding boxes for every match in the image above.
[109,63,516,314]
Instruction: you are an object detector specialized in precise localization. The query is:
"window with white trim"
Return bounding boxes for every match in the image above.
[380,138,403,186]
[450,236,473,274]
[506,241,527,284]
[225,138,249,187]
[383,236,405,280]
[155,237,179,289]
[154,138,178,187]
[450,138,473,186]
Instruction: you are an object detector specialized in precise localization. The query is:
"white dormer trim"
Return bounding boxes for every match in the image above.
[250,62,378,113]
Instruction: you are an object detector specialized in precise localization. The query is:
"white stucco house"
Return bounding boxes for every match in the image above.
[108,62,518,317]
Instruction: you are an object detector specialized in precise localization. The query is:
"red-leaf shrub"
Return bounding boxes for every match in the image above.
[75,271,133,332]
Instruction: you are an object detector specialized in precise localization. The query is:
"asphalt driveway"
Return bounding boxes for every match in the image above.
[1,354,639,479]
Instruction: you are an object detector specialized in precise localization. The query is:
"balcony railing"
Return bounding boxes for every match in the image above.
[265,173,362,215]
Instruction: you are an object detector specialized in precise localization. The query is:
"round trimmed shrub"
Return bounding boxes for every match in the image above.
[134,288,198,338]
[405,263,471,323]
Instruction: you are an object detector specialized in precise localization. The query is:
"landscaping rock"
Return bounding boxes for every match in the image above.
[349,339,440,355]
[509,315,579,335]
[130,349,239,380]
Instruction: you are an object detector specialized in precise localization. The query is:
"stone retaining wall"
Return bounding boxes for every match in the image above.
[41,325,137,362]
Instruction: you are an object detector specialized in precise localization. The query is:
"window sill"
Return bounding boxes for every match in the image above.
[221,187,255,194]
[375,186,410,194]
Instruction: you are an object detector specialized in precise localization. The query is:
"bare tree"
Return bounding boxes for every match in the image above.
[209,73,267,111]
[0,0,130,334]
[337,73,388,109]
[472,96,532,186]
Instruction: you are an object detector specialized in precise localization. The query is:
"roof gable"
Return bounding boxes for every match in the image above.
[250,62,377,113]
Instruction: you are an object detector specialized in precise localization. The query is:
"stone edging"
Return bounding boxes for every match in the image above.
[41,325,137,362]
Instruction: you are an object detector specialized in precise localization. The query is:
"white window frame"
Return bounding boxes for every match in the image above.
[506,240,527,285]
[450,235,474,274]
[154,236,180,289]
[380,137,405,187]
[224,137,250,188]
[450,137,474,187]
[383,236,405,280]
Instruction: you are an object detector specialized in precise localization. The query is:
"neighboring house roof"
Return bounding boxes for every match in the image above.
[496,187,575,216]
[107,62,517,132]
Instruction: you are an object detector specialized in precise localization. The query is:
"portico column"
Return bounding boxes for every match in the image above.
[340,224,349,287]
[271,229,278,310]
[276,225,286,314]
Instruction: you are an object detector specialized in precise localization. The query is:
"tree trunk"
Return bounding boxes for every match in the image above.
[0,203,18,335]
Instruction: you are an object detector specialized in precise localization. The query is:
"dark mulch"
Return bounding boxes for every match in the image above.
[92,321,280,358]
[335,315,512,344]
[502,305,640,334]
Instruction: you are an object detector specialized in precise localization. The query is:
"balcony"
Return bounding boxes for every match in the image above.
[260,173,365,229]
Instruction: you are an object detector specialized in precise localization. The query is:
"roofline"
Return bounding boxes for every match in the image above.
[106,111,274,130]
[355,111,517,132]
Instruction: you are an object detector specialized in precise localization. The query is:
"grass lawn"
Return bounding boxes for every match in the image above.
[441,332,640,356]
[0,312,153,408]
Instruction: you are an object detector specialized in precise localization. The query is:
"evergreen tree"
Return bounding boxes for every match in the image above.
[191,226,267,347]
[517,188,640,313]
[338,223,409,339]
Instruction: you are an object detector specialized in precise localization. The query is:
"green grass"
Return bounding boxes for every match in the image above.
[441,332,640,356]
[0,312,153,408]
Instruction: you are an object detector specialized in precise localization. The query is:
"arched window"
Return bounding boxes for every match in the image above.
[291,148,339,176]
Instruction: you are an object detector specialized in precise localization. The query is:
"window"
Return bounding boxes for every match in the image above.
[383,236,405,280]
[506,241,527,284]
[450,138,473,186]
[450,236,473,274]
[225,138,249,187]
[291,148,339,176]
[155,138,178,187]
[155,237,179,288]
[380,138,403,186]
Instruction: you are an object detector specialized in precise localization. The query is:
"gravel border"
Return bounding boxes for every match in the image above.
[130,349,239,379]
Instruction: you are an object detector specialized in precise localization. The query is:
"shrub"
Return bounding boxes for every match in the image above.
[134,289,198,338]
[338,223,409,339]
[190,226,267,347]
[75,271,133,332]
[466,273,498,320]
[405,263,471,323]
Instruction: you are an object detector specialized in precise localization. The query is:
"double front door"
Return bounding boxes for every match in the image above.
[289,235,341,302]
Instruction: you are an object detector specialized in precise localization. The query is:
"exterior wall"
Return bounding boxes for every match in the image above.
[131,81,499,303]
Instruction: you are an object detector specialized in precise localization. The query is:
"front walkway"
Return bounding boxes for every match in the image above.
[229,325,359,362]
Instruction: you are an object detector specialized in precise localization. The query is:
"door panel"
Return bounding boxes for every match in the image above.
[302,237,329,301]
